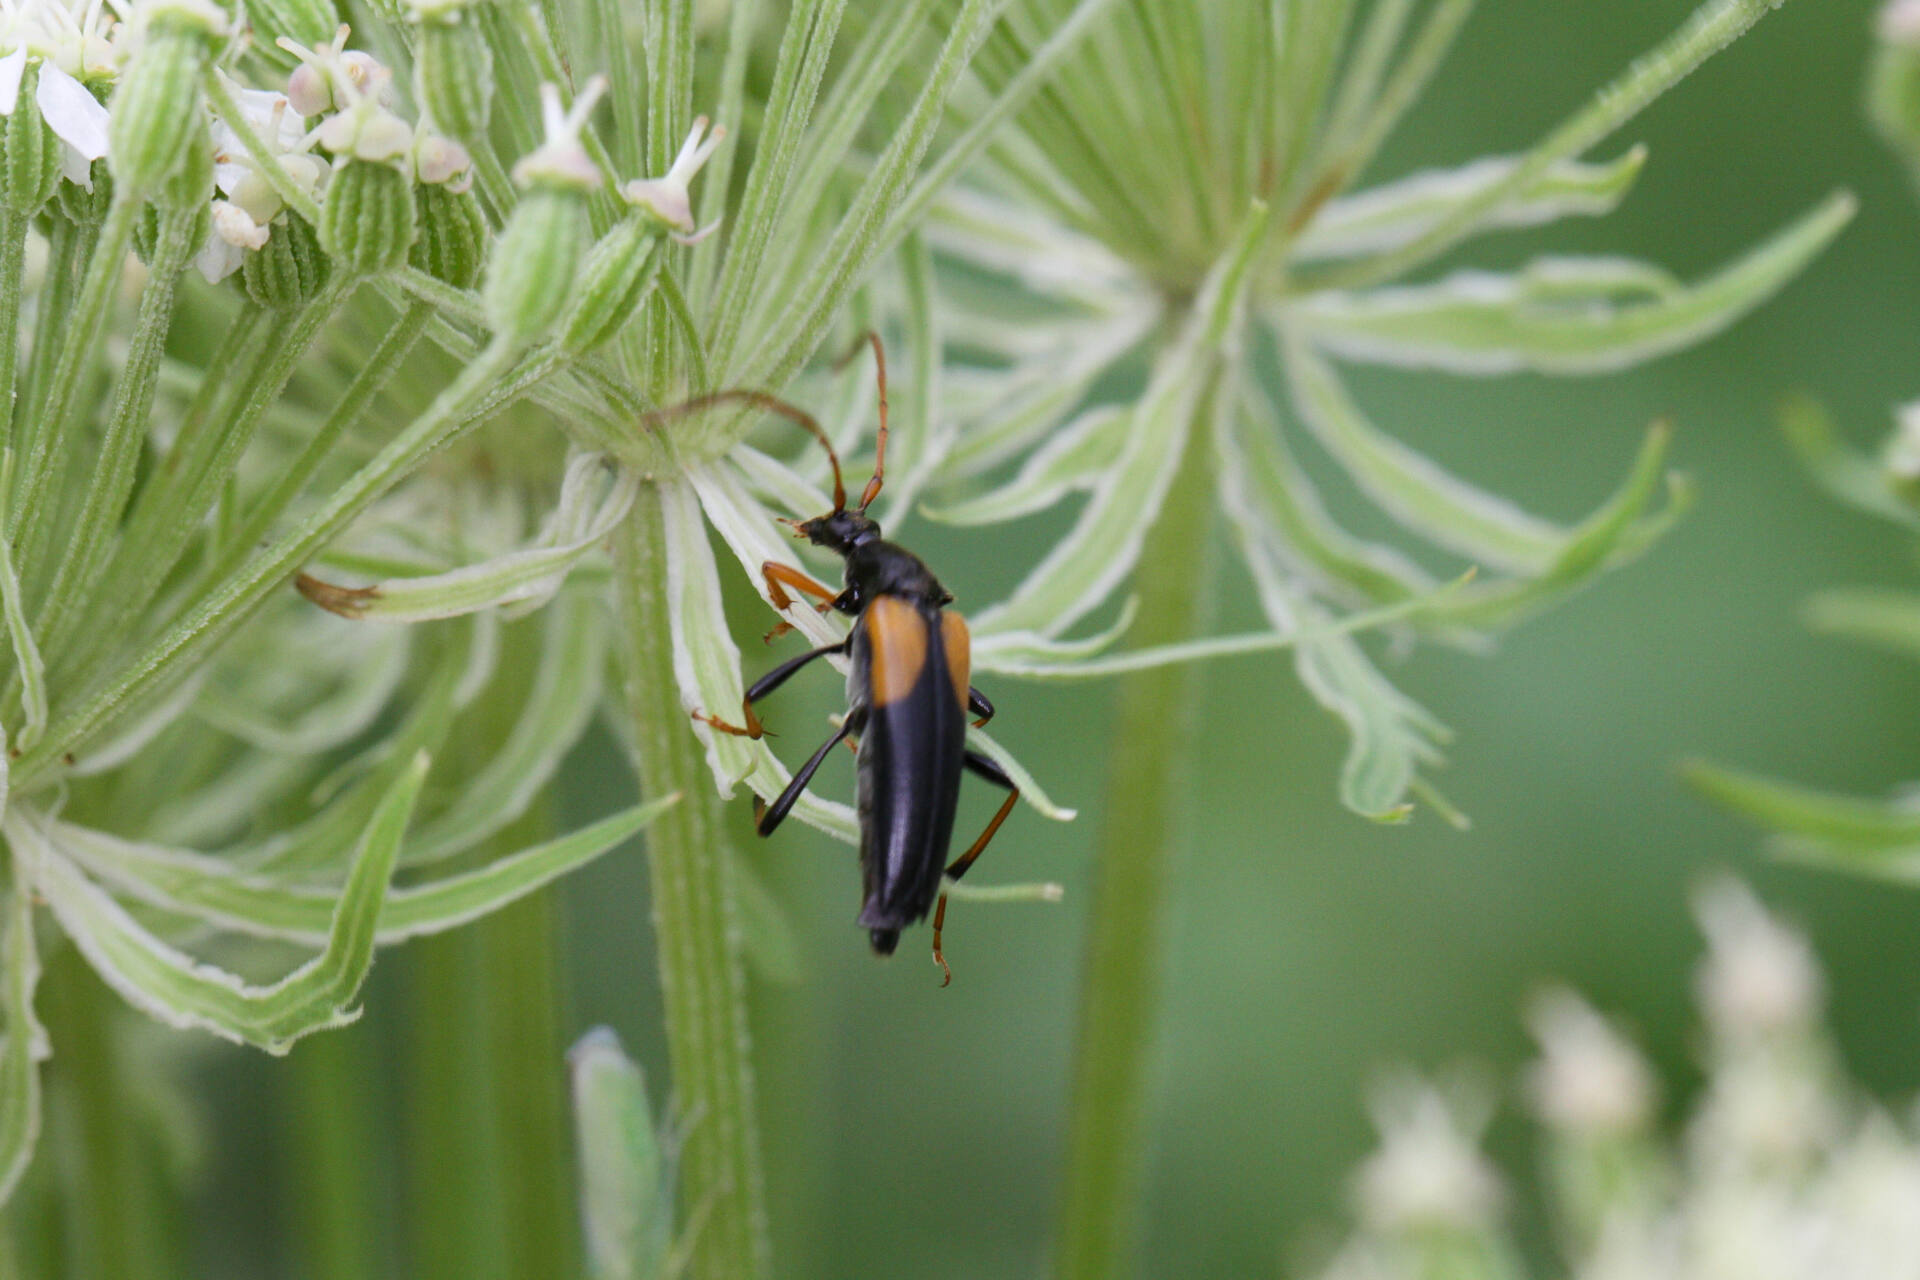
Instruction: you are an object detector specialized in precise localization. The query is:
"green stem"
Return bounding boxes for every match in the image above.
[285,1027,388,1280]
[0,209,30,454]
[8,193,138,543]
[201,299,435,593]
[13,337,525,787]
[613,491,770,1280]
[39,949,182,1280]
[1054,406,1216,1280]
[30,206,201,656]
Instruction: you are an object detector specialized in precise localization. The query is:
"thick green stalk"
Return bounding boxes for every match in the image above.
[286,1027,387,1280]
[613,491,770,1280]
[38,949,182,1280]
[1054,405,1216,1280]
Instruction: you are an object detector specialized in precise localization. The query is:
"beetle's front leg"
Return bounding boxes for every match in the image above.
[760,560,844,641]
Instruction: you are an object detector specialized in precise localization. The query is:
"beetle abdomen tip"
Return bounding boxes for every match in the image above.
[867,927,901,955]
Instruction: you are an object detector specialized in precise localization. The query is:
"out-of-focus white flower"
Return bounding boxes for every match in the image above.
[1881,0,1920,46]
[0,0,120,186]
[622,115,725,242]
[1526,988,1657,1138]
[1692,878,1823,1040]
[1353,1076,1503,1234]
[1885,399,1920,481]
[1690,1049,1840,1177]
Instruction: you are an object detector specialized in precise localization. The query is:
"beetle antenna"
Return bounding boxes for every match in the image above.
[833,330,889,513]
[637,389,846,512]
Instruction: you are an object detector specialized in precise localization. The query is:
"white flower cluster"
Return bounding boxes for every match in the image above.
[0,0,117,186]
[198,25,472,282]
[1306,881,1920,1280]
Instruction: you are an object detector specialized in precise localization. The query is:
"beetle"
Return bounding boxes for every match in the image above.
[683,335,1020,985]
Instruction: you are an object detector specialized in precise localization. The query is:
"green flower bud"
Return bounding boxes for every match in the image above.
[559,217,663,354]
[133,114,214,262]
[107,14,221,195]
[0,64,64,215]
[54,160,113,227]
[154,116,215,213]
[483,186,585,344]
[318,158,416,277]
[415,14,492,144]
[243,212,331,307]
[134,199,213,268]
[410,182,488,289]
[242,0,341,69]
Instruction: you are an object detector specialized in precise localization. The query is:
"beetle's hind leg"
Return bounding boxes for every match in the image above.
[932,751,1021,987]
[691,637,849,739]
[967,686,995,729]
[754,709,866,836]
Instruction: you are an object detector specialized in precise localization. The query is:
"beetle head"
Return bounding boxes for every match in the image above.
[794,507,880,555]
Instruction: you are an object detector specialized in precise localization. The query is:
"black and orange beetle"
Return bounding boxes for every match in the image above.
[685,336,1020,984]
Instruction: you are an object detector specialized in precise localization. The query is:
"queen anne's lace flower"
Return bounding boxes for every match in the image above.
[0,0,117,186]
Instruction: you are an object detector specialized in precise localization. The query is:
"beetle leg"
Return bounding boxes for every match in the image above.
[754,710,865,837]
[967,686,995,729]
[762,560,838,612]
[692,637,849,738]
[759,561,844,642]
[932,751,1021,987]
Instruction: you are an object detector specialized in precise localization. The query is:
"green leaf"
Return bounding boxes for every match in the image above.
[666,471,860,843]
[1294,149,1646,262]
[1421,425,1689,629]
[1311,0,1819,292]
[403,592,608,866]
[1282,335,1562,573]
[924,405,1130,526]
[1683,759,1920,852]
[243,632,466,874]
[1781,394,1920,532]
[1291,194,1855,374]
[0,475,44,749]
[569,1028,672,1280]
[745,0,1003,390]
[0,883,45,1206]
[978,577,1473,681]
[874,0,1129,266]
[56,798,676,946]
[707,0,850,372]
[1219,403,1448,820]
[300,456,639,623]
[937,312,1152,480]
[965,725,1076,823]
[1216,376,1438,609]
[972,201,1272,638]
[20,755,427,1053]
[194,624,412,757]
[1803,588,1920,662]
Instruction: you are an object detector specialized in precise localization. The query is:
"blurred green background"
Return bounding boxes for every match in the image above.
[170,0,1920,1275]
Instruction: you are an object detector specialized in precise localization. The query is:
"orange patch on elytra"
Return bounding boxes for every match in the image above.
[865,597,928,707]
[941,611,971,709]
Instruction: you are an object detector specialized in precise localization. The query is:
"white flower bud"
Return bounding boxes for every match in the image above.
[1524,988,1655,1138]
[1693,878,1823,1040]
[511,77,605,191]
[621,115,724,241]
